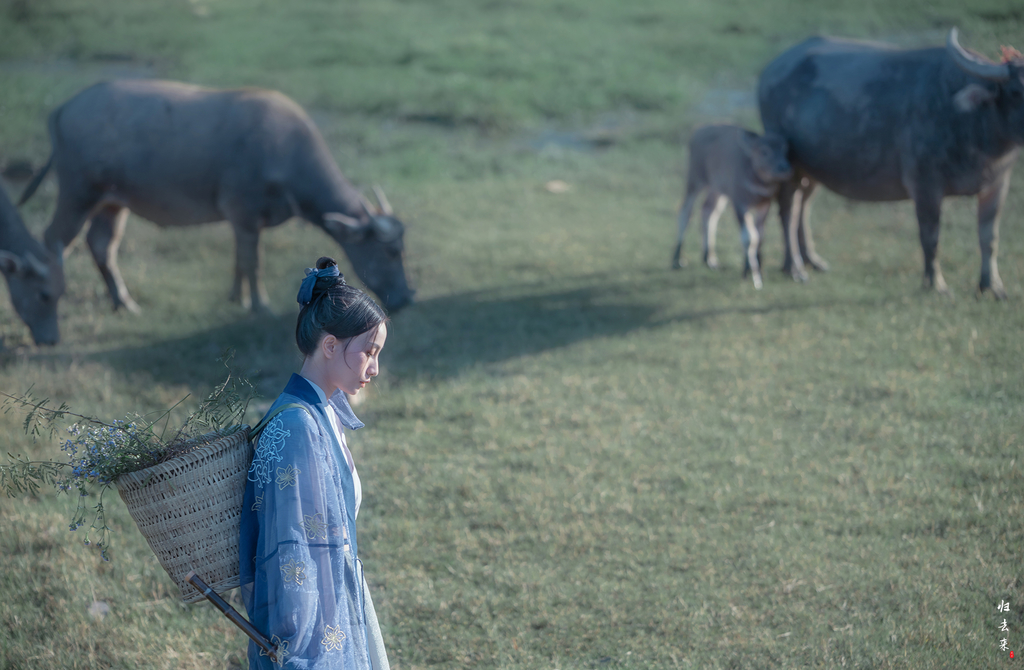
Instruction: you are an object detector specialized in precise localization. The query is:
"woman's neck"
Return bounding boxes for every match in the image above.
[299,357,337,398]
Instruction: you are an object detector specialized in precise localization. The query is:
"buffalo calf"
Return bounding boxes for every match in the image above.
[672,124,792,289]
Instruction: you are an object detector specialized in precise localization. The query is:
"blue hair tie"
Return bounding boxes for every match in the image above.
[297,265,342,306]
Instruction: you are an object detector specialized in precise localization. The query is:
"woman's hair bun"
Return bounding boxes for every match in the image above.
[296,256,386,356]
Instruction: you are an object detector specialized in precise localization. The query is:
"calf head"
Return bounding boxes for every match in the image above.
[744,132,793,184]
[321,186,414,313]
[948,28,1024,142]
[0,249,65,345]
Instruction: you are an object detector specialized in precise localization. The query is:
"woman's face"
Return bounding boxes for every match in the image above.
[324,323,388,396]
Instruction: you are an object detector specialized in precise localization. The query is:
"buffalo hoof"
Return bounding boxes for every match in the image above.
[924,273,954,300]
[790,268,809,283]
[705,258,720,270]
[752,275,764,290]
[807,254,830,272]
[978,284,1008,301]
[113,295,141,314]
[671,243,684,269]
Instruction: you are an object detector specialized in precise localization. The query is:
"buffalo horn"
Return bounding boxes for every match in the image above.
[372,185,394,216]
[359,192,379,217]
[947,28,1009,82]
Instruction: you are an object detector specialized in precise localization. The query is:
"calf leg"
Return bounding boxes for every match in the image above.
[794,181,829,271]
[753,203,770,277]
[737,206,763,290]
[913,191,950,295]
[673,190,699,269]
[977,171,1010,299]
[701,193,727,269]
[85,205,140,313]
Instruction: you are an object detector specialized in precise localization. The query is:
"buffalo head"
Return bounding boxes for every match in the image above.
[742,131,793,184]
[0,248,65,345]
[948,28,1024,140]
[322,186,414,313]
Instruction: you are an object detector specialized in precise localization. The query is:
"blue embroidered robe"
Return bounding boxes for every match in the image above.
[240,374,370,669]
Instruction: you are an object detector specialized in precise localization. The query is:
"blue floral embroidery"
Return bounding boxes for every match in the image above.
[276,464,300,490]
[304,513,327,540]
[261,635,289,666]
[248,417,290,488]
[281,558,306,585]
[251,492,263,512]
[322,625,346,652]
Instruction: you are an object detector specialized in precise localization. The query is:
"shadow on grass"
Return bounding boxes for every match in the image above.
[21,271,872,389]
[385,272,851,379]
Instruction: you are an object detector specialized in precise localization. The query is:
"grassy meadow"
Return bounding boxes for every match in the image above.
[1,0,1023,667]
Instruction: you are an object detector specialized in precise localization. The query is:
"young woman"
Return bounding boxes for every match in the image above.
[240,257,390,669]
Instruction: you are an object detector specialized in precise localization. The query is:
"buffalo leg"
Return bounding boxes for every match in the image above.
[229,219,269,311]
[673,190,699,269]
[780,182,809,282]
[702,193,727,269]
[776,180,808,281]
[86,205,140,313]
[794,181,829,272]
[977,171,1010,299]
[913,191,949,295]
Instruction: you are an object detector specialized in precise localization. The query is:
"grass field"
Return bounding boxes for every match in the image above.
[1,0,1023,668]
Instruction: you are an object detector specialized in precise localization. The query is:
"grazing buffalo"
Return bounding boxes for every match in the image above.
[758,28,1024,297]
[0,183,64,345]
[19,79,414,313]
[672,124,793,289]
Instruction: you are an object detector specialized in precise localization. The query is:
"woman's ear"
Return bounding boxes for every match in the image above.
[321,334,339,359]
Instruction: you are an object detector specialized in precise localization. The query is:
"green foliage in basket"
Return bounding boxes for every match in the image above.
[0,371,256,559]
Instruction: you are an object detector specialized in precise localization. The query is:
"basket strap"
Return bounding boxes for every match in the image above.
[250,403,312,441]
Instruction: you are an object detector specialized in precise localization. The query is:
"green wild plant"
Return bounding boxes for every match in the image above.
[0,369,255,558]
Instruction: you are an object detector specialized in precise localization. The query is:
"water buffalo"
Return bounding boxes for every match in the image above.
[758,28,1023,297]
[19,79,414,313]
[0,183,64,345]
[672,124,793,289]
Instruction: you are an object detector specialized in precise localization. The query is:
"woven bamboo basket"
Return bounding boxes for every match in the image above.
[115,427,252,604]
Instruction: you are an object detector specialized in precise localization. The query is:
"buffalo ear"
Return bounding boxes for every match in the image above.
[0,251,22,276]
[371,215,403,243]
[954,83,997,112]
[323,212,369,240]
